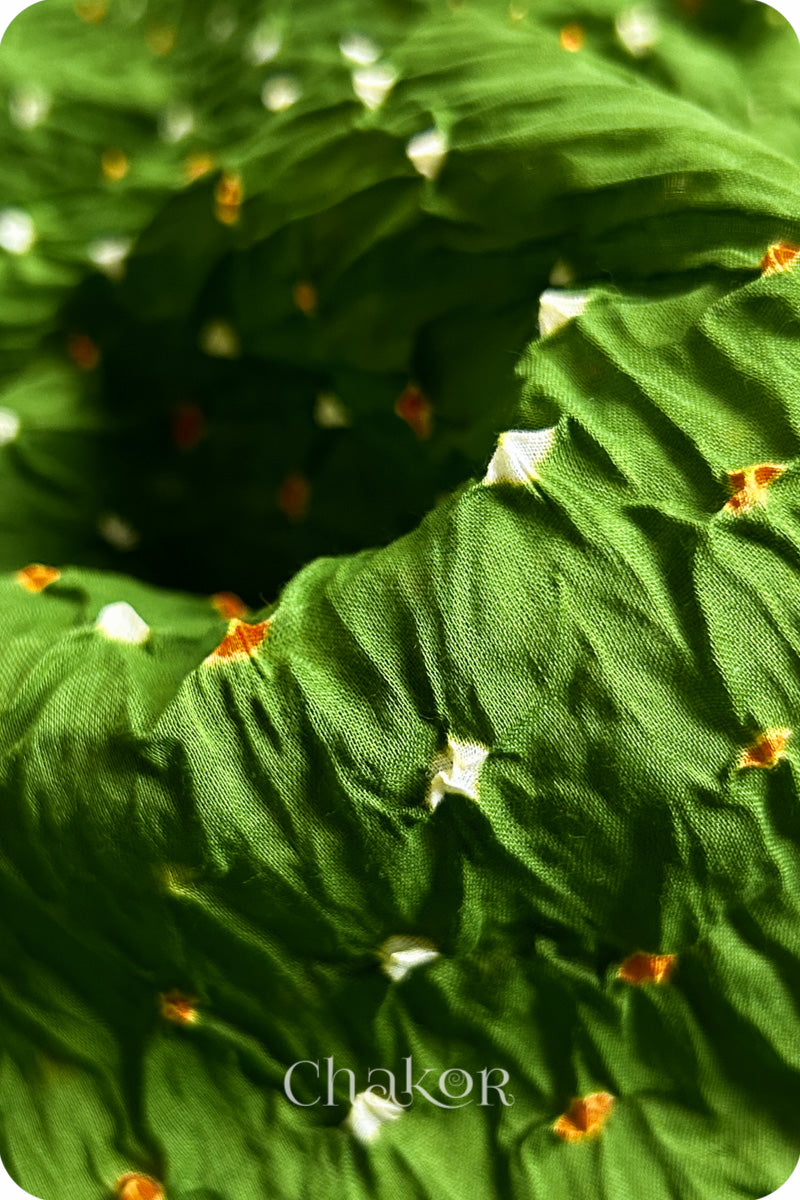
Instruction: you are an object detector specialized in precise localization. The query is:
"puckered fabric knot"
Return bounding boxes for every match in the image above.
[723,463,786,514]
[95,602,150,645]
[553,1092,615,1141]
[159,990,198,1024]
[379,935,441,982]
[395,383,433,440]
[210,591,249,620]
[115,1173,165,1200]
[345,1090,405,1143]
[760,242,800,276]
[737,728,791,770]
[537,288,590,337]
[206,617,270,662]
[617,952,676,985]
[482,428,555,486]
[426,737,489,810]
[16,563,60,592]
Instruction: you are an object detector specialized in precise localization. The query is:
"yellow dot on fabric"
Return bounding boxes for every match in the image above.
[101,148,130,182]
[210,591,249,620]
[159,990,198,1024]
[292,281,317,316]
[184,153,216,183]
[214,172,243,225]
[115,1174,165,1200]
[16,564,60,592]
[146,22,177,56]
[205,618,270,662]
[75,0,107,21]
[553,1093,615,1141]
[617,952,676,984]
[761,242,800,276]
[559,22,585,51]
[723,463,786,514]
[737,728,791,770]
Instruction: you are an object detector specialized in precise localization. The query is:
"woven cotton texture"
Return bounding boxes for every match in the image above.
[0,2,800,1199]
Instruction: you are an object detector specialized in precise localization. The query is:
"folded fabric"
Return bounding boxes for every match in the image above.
[0,2,799,1199]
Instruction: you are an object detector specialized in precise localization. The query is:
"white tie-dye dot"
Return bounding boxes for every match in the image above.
[244,24,281,65]
[0,209,35,255]
[426,738,489,810]
[314,392,351,428]
[98,512,140,551]
[615,5,660,57]
[95,602,150,644]
[88,236,133,281]
[206,4,237,43]
[345,1090,404,1144]
[339,31,381,65]
[483,428,556,486]
[158,102,195,144]
[549,258,575,287]
[0,408,20,445]
[262,75,302,112]
[538,288,590,337]
[352,63,397,110]
[380,935,440,982]
[9,84,50,131]
[199,319,241,358]
[406,128,448,180]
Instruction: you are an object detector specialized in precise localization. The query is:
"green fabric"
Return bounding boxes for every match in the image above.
[1,2,800,1199]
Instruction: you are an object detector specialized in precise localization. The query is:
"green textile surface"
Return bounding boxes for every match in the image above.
[1,1,800,1199]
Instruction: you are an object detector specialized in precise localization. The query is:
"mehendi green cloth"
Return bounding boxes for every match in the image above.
[1,2,800,1199]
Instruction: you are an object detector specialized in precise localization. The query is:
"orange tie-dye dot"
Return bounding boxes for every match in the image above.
[158,990,198,1024]
[185,153,216,183]
[215,172,243,225]
[278,472,311,522]
[75,0,107,21]
[559,22,585,51]
[171,403,206,452]
[553,1092,615,1142]
[738,728,791,770]
[16,564,60,592]
[209,618,270,661]
[210,591,249,620]
[760,242,800,277]
[115,1174,165,1200]
[101,148,130,182]
[146,22,177,56]
[292,281,317,316]
[395,383,433,440]
[617,953,676,985]
[724,463,786,513]
[67,333,101,371]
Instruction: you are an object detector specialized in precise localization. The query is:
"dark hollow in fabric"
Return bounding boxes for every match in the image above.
[0,1,800,1199]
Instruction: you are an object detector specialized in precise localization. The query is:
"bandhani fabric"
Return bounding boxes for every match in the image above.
[0,2,799,1199]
